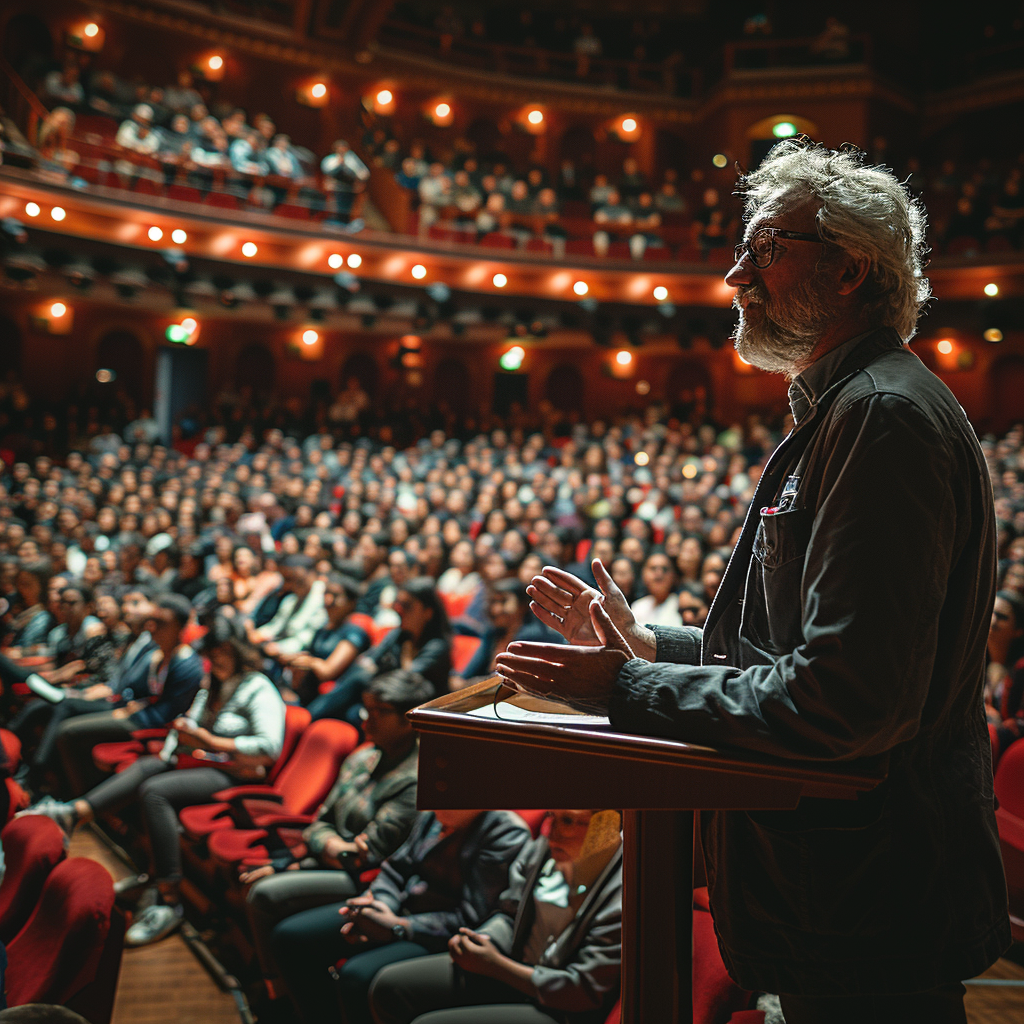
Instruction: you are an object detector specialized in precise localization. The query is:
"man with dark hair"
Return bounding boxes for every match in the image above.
[355,533,392,616]
[247,554,326,661]
[499,139,1009,1022]
[54,592,202,795]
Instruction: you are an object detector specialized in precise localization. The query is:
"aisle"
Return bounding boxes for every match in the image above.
[70,828,242,1024]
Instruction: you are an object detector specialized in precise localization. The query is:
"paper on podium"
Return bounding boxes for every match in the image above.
[466,690,612,729]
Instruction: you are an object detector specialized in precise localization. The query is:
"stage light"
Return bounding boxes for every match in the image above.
[712,153,728,168]
[500,346,525,371]
[615,349,633,367]
[208,55,223,71]
[148,226,163,241]
[621,117,638,134]
[302,329,319,346]
[984,328,1003,343]
[181,317,198,335]
[50,302,67,318]
[573,280,588,296]
[984,283,999,297]
[328,253,344,269]
[311,82,327,99]
[492,273,507,288]
[347,253,362,268]
[527,109,543,125]
[242,242,258,257]
[653,286,668,301]
[635,451,649,466]
[937,339,953,355]
[171,228,187,244]
[84,22,99,37]
[411,264,427,279]
[435,102,451,119]
[51,207,66,222]
[25,203,40,217]
[377,89,393,106]
[773,121,797,138]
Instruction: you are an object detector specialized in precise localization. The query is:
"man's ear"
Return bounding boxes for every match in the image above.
[837,254,871,296]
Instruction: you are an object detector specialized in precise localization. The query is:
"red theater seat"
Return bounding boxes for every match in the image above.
[0,815,67,943]
[92,728,170,775]
[450,634,482,675]
[166,184,204,204]
[5,857,123,1023]
[186,719,358,848]
[994,739,1024,939]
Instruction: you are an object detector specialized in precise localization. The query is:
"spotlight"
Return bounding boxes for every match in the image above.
[435,102,451,119]
[311,82,327,99]
[620,117,638,134]
[573,280,588,296]
[500,346,525,371]
[148,226,163,242]
[347,253,362,268]
[937,339,953,355]
[302,329,319,346]
[411,264,427,280]
[25,203,40,218]
[84,22,99,37]
[181,317,198,335]
[984,283,999,297]
[615,349,633,367]
[51,207,66,222]
[984,328,1003,343]
[50,301,67,318]
[527,109,543,126]
[242,242,258,257]
[492,273,507,288]
[208,55,223,71]
[328,253,344,269]
[377,89,393,106]
[171,229,187,244]
[772,121,797,138]
[712,154,728,168]
[653,286,668,301]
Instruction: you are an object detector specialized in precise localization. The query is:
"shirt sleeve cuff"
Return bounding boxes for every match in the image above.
[649,625,702,665]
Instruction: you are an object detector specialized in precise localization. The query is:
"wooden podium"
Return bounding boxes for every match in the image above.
[408,679,882,1024]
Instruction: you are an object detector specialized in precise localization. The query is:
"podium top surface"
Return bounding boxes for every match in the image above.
[409,678,883,807]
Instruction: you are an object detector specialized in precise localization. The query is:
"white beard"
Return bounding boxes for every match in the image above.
[732,271,837,377]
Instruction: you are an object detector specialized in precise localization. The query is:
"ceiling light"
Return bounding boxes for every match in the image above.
[615,349,632,366]
[148,226,163,241]
[50,302,67,318]
[984,283,999,297]
[241,242,258,257]
[527,109,543,125]
[653,286,668,301]
[984,328,1003,343]
[171,228,187,244]
[492,273,507,288]
[937,339,953,355]
[347,253,362,268]
[376,89,393,105]
[51,207,66,222]
[208,55,223,71]
[25,202,40,217]
[411,264,427,279]
[573,280,588,296]
[302,329,319,345]
[311,82,327,99]
[84,23,100,37]
[621,117,637,133]
[328,253,343,269]
[435,102,451,119]
[712,153,728,168]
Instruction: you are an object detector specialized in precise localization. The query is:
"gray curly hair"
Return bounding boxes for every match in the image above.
[738,139,931,340]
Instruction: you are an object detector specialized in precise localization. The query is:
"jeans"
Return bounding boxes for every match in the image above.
[55,710,137,796]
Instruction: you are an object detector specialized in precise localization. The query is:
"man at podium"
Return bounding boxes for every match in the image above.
[496,138,1010,1024]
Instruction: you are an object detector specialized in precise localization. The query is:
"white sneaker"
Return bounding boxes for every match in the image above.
[125,903,183,946]
[16,796,76,836]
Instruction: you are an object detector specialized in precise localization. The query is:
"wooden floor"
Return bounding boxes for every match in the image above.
[70,828,241,1024]
[69,826,1024,1024]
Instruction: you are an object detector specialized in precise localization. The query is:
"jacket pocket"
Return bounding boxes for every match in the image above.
[743,508,813,655]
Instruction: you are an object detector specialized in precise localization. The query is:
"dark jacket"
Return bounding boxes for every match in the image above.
[371,810,530,952]
[129,645,204,730]
[610,328,1010,994]
[480,836,622,1024]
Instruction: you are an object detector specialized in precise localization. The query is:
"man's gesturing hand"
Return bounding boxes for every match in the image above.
[495,598,634,711]
[527,560,636,645]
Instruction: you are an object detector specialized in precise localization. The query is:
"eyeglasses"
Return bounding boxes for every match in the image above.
[733,226,824,270]
[545,811,591,832]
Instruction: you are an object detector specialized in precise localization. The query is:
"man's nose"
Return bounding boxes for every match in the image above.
[724,252,752,288]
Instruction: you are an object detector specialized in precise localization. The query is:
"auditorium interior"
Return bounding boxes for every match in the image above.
[0,0,1023,1022]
